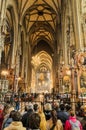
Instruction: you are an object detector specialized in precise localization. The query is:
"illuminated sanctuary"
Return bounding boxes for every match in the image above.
[0,0,86,98]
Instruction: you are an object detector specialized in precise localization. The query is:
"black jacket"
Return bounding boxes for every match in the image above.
[21,109,34,128]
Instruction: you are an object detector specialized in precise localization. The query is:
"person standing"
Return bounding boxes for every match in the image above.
[33,103,47,130]
[2,105,14,130]
[44,103,52,120]
[57,104,69,127]
[29,113,41,130]
[21,102,34,128]
[80,112,86,130]
[64,110,82,130]
[15,98,20,111]
[46,109,63,130]
[3,111,25,130]
[2,110,15,129]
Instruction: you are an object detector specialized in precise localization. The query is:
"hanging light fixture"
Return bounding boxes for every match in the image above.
[31,55,40,68]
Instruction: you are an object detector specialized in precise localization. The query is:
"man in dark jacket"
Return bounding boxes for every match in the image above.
[21,102,34,128]
[57,104,69,127]
[29,113,41,130]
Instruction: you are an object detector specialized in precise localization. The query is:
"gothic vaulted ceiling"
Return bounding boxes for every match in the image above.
[6,0,61,70]
[17,0,61,48]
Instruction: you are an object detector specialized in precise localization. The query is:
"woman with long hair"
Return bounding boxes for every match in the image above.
[46,109,63,130]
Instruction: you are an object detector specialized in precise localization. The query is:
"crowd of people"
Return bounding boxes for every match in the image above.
[0,94,86,130]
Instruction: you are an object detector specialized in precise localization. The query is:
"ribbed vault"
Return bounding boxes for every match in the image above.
[6,0,61,61]
[37,51,52,71]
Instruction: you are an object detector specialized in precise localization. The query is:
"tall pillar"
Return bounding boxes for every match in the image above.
[81,0,86,48]
[53,40,57,90]
[71,0,82,49]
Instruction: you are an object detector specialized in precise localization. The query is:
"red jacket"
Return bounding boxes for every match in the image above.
[64,116,82,130]
[0,109,4,130]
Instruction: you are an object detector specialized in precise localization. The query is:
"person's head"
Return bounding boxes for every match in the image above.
[84,112,86,116]
[54,102,59,109]
[29,113,41,129]
[34,104,39,112]
[70,110,75,117]
[60,104,65,111]
[84,111,86,117]
[65,104,71,112]
[83,105,86,112]
[0,104,4,110]
[44,103,52,111]
[28,102,33,110]
[12,111,22,121]
[3,104,14,116]
[9,110,15,118]
[24,105,29,111]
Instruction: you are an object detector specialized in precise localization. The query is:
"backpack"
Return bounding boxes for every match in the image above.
[69,120,80,130]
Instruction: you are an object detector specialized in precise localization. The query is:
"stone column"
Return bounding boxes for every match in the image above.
[82,23,86,48]
[81,0,86,48]
[71,0,82,49]
[13,24,21,93]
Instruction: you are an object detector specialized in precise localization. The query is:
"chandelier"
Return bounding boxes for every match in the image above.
[31,55,41,68]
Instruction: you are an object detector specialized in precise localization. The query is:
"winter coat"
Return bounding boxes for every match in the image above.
[64,116,83,130]
[3,121,26,130]
[46,118,63,130]
[21,109,33,128]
